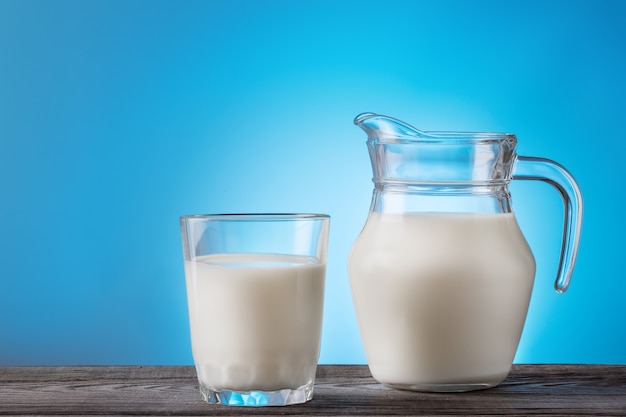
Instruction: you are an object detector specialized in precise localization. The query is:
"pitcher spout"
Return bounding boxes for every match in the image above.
[354,112,430,142]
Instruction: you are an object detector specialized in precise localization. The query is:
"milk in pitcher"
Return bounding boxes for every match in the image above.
[348,212,536,391]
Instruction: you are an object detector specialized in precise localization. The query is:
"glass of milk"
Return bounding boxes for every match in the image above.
[180,213,330,406]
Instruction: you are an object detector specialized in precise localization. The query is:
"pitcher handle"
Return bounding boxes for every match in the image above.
[513,156,583,293]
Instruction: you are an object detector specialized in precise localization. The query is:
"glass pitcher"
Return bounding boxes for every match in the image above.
[348,113,583,392]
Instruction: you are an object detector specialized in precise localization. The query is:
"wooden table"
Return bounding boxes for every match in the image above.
[1,365,625,416]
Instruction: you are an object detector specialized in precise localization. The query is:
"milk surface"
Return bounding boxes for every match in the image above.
[349,212,536,390]
[185,253,325,391]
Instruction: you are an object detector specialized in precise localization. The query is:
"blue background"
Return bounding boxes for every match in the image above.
[1,0,624,365]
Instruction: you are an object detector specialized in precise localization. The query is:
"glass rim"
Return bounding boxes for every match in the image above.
[368,131,517,145]
[180,213,330,221]
[355,112,517,144]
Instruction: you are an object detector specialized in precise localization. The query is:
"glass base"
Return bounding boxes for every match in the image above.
[199,381,314,406]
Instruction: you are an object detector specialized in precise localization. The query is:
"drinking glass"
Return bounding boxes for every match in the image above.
[180,213,330,406]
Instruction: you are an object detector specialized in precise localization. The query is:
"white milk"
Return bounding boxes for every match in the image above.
[184,253,325,391]
[348,212,536,390]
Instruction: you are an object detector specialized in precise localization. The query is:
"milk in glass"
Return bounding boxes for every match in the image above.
[185,253,325,391]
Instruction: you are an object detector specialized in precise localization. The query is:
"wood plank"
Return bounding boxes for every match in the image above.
[0,365,624,416]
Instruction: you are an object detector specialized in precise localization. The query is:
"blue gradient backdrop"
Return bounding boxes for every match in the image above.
[1,0,624,365]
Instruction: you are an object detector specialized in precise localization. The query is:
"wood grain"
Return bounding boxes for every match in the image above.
[1,365,625,416]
